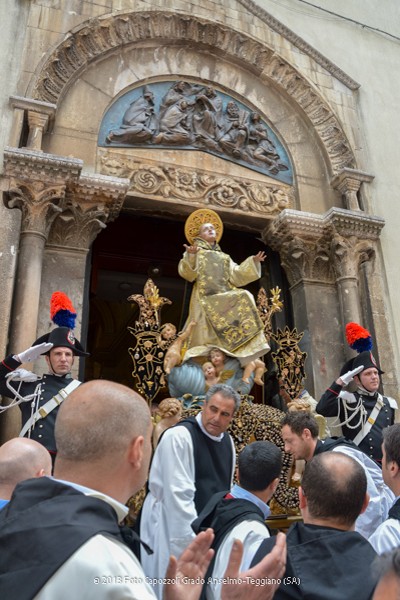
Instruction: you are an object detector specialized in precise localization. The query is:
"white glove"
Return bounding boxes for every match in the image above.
[340,365,364,386]
[6,368,40,383]
[16,342,53,364]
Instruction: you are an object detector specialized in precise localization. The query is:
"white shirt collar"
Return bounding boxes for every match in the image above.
[52,477,128,523]
[195,412,224,442]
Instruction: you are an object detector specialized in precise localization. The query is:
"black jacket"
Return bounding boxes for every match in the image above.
[317,382,394,461]
[251,522,378,600]
[0,477,137,600]
[0,355,79,452]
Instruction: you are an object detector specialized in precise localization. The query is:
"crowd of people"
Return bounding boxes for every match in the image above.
[0,210,399,599]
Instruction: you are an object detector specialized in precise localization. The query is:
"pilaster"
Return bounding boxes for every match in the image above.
[3,147,82,353]
[263,208,385,396]
[331,168,374,211]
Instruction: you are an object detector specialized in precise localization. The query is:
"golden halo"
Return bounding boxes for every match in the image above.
[184,209,223,245]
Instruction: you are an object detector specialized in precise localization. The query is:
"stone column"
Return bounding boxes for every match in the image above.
[263,208,385,399]
[263,210,343,398]
[1,148,82,439]
[328,208,385,358]
[3,148,82,353]
[38,173,129,379]
[9,96,56,150]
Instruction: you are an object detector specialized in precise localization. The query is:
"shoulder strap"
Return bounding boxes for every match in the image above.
[19,379,81,438]
[353,394,385,446]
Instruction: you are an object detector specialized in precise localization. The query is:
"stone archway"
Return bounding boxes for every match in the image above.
[29,10,355,177]
[4,6,395,413]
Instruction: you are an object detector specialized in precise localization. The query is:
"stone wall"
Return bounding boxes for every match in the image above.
[0,0,398,425]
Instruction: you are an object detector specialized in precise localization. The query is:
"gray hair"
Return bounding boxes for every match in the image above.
[205,383,241,412]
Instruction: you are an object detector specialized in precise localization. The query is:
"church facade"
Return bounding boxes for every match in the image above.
[0,0,399,438]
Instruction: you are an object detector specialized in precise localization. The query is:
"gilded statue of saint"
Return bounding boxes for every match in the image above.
[178,209,270,368]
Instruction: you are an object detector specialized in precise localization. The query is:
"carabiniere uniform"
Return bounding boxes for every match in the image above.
[317,349,397,462]
[0,321,88,458]
[317,379,396,462]
[0,354,77,456]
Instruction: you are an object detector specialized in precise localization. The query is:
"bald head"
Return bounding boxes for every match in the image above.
[55,380,151,463]
[0,438,52,500]
[301,452,367,527]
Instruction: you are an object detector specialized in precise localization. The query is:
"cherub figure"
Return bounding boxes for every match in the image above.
[163,320,197,374]
[242,358,266,386]
[152,397,182,447]
[202,361,220,390]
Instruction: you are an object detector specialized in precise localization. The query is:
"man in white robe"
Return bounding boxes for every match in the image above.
[140,384,239,599]
[369,423,400,553]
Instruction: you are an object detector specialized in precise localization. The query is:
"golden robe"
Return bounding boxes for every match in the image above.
[178,238,270,365]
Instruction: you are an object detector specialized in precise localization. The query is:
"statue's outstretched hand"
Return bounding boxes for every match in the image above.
[253,251,266,264]
[184,244,200,254]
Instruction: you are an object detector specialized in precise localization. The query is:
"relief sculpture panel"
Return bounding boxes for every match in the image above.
[98,81,293,185]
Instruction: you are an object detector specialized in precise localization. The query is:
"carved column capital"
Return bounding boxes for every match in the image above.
[264,210,333,286]
[327,207,384,279]
[6,179,65,238]
[331,168,374,211]
[47,172,129,250]
[264,208,384,286]
[3,147,83,238]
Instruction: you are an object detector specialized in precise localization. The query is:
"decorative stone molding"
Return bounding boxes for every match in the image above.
[264,208,384,286]
[30,11,355,175]
[3,147,82,184]
[47,173,130,250]
[327,206,385,240]
[237,0,360,91]
[98,149,294,217]
[3,148,83,238]
[331,168,375,211]
[260,54,355,172]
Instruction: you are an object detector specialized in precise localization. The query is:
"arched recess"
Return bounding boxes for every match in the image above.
[13,8,379,402]
[29,10,356,180]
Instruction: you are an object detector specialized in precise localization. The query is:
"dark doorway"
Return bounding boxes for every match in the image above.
[85,211,292,400]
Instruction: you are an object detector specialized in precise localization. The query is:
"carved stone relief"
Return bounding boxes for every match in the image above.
[3,148,129,250]
[98,149,294,217]
[100,82,291,183]
[47,173,130,250]
[3,148,83,238]
[264,208,384,287]
[30,11,356,176]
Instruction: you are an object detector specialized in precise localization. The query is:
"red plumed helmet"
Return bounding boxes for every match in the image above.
[50,291,77,329]
[345,322,372,353]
